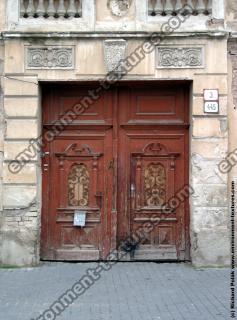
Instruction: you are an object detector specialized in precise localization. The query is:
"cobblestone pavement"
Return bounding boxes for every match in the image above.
[0,262,232,320]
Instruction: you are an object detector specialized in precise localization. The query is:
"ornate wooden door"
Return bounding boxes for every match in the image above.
[117,83,190,261]
[41,82,190,261]
[41,84,114,260]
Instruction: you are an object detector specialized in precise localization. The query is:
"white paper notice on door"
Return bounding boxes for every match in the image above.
[74,211,86,227]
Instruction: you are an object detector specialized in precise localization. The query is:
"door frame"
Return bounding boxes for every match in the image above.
[40,80,191,261]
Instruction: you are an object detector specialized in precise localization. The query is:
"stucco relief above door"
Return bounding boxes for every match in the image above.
[107,0,132,17]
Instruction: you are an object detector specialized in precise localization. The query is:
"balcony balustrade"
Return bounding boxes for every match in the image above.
[20,0,82,19]
[148,0,212,16]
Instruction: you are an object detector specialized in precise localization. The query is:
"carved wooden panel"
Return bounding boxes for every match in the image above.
[41,82,190,262]
[41,136,112,260]
[118,84,189,125]
[144,163,166,207]
[42,84,113,125]
[61,226,99,249]
[68,163,89,207]
[126,138,185,260]
[159,227,174,246]
[131,142,180,212]
[117,83,189,261]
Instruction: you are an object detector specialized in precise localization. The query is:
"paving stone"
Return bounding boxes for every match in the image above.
[0,262,232,320]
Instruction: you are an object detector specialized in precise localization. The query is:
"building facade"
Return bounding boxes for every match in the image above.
[0,0,234,266]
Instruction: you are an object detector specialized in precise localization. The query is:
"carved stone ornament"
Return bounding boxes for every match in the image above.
[157,47,204,69]
[107,0,132,17]
[103,39,127,74]
[27,47,74,69]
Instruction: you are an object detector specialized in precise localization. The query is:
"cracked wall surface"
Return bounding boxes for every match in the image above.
[0,73,40,266]
[0,0,232,266]
[0,41,5,263]
[227,0,237,266]
[0,36,230,267]
[228,41,237,265]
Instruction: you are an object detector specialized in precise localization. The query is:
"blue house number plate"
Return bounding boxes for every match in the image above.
[74,211,86,227]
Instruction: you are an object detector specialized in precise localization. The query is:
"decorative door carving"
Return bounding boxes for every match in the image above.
[117,83,190,261]
[41,82,190,261]
[41,84,113,260]
[68,163,90,207]
[129,142,181,259]
[144,162,166,207]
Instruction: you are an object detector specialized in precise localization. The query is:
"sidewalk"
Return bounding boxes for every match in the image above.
[0,262,231,320]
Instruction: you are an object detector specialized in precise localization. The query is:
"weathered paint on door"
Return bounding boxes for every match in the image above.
[41,82,190,261]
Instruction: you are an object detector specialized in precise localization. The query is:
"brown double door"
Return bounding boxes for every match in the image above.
[41,82,190,261]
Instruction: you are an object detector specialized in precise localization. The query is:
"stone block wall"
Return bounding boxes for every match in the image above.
[0,41,4,261]
[0,74,40,266]
[228,39,237,265]
[0,34,230,266]
[155,37,230,267]
[191,75,229,266]
[0,0,231,267]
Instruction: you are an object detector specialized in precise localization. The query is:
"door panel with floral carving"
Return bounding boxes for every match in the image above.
[41,82,190,261]
[117,83,190,261]
[41,84,113,260]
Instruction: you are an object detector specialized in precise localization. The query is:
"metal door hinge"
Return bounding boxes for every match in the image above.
[41,151,49,158]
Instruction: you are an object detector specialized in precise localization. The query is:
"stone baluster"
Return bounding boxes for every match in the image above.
[148,0,154,16]
[164,0,174,15]
[175,0,183,14]
[196,0,206,14]
[154,0,163,16]
[67,0,76,17]
[20,0,27,17]
[75,0,82,17]
[36,0,46,17]
[207,0,212,15]
[148,0,212,17]
[27,0,35,17]
[47,0,55,17]
[20,0,83,19]
[184,0,194,15]
[57,0,66,17]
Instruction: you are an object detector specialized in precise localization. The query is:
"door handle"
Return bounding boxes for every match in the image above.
[95,192,103,209]
[130,183,135,210]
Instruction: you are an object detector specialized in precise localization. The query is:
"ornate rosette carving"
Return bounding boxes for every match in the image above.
[27,47,74,69]
[107,0,132,17]
[157,47,204,68]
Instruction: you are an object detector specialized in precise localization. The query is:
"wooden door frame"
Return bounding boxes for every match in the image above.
[40,80,191,261]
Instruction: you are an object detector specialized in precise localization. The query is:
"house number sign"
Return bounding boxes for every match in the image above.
[203,89,219,114]
[74,211,86,227]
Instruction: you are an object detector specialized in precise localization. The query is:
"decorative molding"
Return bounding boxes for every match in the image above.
[55,143,102,158]
[26,47,74,69]
[148,0,212,16]
[157,47,204,69]
[20,0,82,19]
[103,39,127,74]
[144,163,166,207]
[68,163,89,207]
[107,0,132,17]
